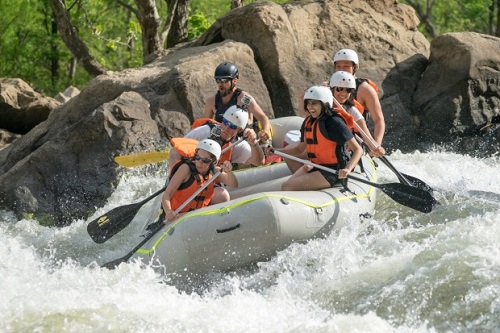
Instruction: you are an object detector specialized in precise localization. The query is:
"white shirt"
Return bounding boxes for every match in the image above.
[184,125,252,164]
[347,105,364,122]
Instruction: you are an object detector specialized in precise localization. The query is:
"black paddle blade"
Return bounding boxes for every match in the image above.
[401,172,434,193]
[87,202,142,244]
[379,182,436,213]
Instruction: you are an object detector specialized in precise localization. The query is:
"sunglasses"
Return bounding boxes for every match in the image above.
[194,155,213,164]
[222,118,239,130]
[215,78,231,84]
[334,87,355,93]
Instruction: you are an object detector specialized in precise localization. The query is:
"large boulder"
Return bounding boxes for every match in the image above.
[381,32,500,153]
[192,0,428,117]
[0,78,61,134]
[0,90,160,225]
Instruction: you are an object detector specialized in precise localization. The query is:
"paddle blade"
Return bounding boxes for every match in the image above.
[114,150,170,168]
[379,182,436,213]
[401,172,434,193]
[87,202,142,244]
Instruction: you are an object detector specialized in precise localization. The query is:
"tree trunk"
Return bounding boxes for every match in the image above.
[49,0,107,77]
[135,0,164,64]
[496,0,500,36]
[165,0,190,48]
[230,0,244,10]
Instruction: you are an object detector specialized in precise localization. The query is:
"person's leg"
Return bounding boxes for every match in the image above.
[210,186,230,204]
[281,169,330,191]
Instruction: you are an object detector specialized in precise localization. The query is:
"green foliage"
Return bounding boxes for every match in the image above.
[401,0,497,38]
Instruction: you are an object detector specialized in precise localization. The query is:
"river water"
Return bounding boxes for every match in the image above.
[1,150,499,332]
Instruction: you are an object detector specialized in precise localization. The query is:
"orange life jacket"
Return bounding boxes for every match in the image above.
[351,78,379,115]
[169,159,215,213]
[303,116,337,165]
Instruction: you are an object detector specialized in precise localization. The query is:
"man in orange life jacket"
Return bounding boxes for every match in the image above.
[169,106,264,202]
[203,62,271,143]
[333,49,385,157]
[267,86,363,191]
[162,139,238,222]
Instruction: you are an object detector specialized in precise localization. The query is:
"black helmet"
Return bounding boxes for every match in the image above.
[214,62,239,79]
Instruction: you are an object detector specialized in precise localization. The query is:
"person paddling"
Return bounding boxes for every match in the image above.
[161,139,237,222]
[203,62,271,143]
[267,86,363,191]
[329,71,385,157]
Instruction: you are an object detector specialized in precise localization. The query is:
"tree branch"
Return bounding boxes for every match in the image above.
[50,0,107,77]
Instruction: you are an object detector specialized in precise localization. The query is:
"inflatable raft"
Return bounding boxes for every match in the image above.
[128,116,378,277]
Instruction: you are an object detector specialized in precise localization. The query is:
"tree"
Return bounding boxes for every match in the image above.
[50,0,108,76]
[403,0,499,38]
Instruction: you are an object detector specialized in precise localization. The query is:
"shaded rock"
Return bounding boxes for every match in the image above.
[0,78,61,134]
[0,91,160,225]
[413,32,500,147]
[0,129,21,150]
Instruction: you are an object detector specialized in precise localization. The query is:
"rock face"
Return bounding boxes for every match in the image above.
[0,78,61,134]
[0,0,498,225]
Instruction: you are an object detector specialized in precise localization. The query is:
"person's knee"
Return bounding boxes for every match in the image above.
[211,187,230,204]
[281,181,294,191]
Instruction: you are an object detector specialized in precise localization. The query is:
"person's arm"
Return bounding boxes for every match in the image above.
[357,82,385,146]
[297,88,308,118]
[241,128,265,166]
[355,118,385,157]
[215,161,238,188]
[162,163,190,221]
[240,93,271,142]
[273,141,307,157]
[339,137,363,179]
[203,95,216,119]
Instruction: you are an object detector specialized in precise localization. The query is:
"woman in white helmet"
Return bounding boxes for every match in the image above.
[333,49,385,157]
[329,71,385,156]
[268,86,363,191]
[161,139,238,222]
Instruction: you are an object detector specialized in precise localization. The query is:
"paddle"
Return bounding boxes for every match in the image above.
[114,150,171,168]
[101,170,222,269]
[88,138,246,243]
[272,150,435,213]
[331,96,435,193]
[87,187,167,244]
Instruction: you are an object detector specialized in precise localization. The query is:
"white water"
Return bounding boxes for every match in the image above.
[1,150,499,332]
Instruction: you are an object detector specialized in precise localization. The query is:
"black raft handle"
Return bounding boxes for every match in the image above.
[216,223,241,233]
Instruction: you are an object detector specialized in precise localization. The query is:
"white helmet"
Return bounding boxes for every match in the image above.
[196,139,221,160]
[333,49,359,65]
[223,105,249,129]
[304,86,333,108]
[329,71,356,89]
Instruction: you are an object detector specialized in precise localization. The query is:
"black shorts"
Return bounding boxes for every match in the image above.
[308,164,339,187]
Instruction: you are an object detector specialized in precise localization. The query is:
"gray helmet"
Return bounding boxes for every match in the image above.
[214,62,239,79]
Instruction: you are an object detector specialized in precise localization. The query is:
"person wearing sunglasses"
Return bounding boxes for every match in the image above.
[169,106,264,203]
[161,139,238,222]
[202,62,271,143]
[333,49,385,155]
[266,86,363,191]
[329,71,385,157]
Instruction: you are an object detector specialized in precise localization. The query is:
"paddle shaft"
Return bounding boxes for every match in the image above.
[273,150,434,213]
[332,96,432,189]
[274,150,373,188]
[102,170,222,269]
